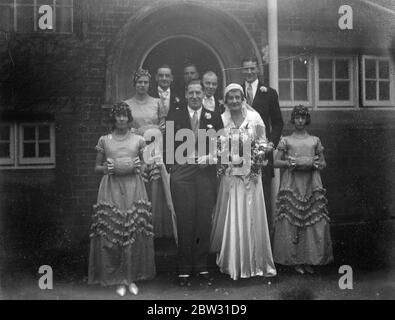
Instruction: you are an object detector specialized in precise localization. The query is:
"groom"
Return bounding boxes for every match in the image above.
[166,80,223,287]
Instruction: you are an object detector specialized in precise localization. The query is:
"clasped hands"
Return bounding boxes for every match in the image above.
[105,157,142,175]
[287,155,323,171]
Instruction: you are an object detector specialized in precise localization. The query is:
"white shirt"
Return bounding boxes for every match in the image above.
[158,86,171,112]
[187,106,202,120]
[203,96,215,112]
[245,78,259,102]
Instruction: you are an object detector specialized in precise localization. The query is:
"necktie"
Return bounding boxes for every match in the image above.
[247,83,254,106]
[191,111,199,137]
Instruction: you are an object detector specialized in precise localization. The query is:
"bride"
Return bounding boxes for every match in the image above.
[210,83,277,280]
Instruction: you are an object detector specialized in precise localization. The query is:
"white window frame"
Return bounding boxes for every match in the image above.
[0,0,73,33]
[0,123,16,166]
[361,55,395,107]
[0,121,55,170]
[314,56,358,108]
[278,56,313,108]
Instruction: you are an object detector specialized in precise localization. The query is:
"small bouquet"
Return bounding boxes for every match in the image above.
[246,139,269,182]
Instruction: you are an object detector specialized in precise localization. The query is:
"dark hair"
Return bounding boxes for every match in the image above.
[133,68,151,87]
[290,104,311,125]
[157,64,172,73]
[184,63,198,71]
[185,79,204,92]
[241,55,259,66]
[109,102,133,130]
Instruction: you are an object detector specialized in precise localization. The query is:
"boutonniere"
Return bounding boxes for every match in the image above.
[175,97,180,103]
[218,99,224,106]
[260,86,268,93]
[205,112,212,120]
[207,124,213,129]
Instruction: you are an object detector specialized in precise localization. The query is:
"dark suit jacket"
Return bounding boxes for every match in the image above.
[203,96,225,119]
[243,81,284,178]
[243,81,283,148]
[150,86,184,117]
[165,105,224,169]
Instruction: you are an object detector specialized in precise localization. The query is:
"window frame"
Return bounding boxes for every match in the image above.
[0,0,73,34]
[361,55,395,107]
[314,55,357,108]
[0,121,56,170]
[278,56,313,108]
[0,123,16,166]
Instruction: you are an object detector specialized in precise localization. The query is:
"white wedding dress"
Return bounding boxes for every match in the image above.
[210,105,277,280]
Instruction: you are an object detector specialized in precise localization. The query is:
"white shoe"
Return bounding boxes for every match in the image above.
[129,282,139,295]
[116,285,127,297]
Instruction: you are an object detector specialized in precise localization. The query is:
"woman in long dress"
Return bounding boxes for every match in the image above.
[88,102,155,296]
[124,69,177,243]
[273,105,333,274]
[210,83,277,280]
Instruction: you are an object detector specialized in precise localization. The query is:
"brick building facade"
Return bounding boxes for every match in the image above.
[0,0,394,264]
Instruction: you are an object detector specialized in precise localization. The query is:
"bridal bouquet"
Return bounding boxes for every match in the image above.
[216,127,269,182]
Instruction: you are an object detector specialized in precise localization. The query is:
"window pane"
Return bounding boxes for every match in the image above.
[23,142,36,157]
[37,0,54,4]
[0,143,10,158]
[335,60,349,79]
[319,81,333,100]
[279,81,291,100]
[365,59,377,79]
[379,61,389,79]
[294,81,308,101]
[38,143,50,157]
[335,81,350,100]
[23,126,36,140]
[293,59,307,79]
[279,60,291,78]
[17,5,35,32]
[319,59,332,79]
[56,7,72,33]
[0,5,14,32]
[0,125,10,141]
[379,81,390,100]
[365,81,377,100]
[57,0,73,5]
[39,125,50,140]
[17,0,34,4]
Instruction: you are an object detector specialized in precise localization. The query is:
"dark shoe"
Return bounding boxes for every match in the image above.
[197,272,214,286]
[178,276,191,287]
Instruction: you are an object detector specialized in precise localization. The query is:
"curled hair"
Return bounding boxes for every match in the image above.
[109,102,133,129]
[133,68,151,87]
[290,104,311,125]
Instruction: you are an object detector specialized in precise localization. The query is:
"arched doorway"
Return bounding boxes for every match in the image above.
[105,2,262,102]
[142,36,224,98]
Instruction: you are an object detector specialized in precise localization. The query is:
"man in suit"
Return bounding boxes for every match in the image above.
[166,80,223,287]
[241,55,284,239]
[202,71,225,116]
[174,63,200,99]
[150,64,183,116]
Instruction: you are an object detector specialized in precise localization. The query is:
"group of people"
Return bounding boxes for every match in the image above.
[87,56,334,297]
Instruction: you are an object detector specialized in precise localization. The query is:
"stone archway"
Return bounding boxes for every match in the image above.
[105,2,262,102]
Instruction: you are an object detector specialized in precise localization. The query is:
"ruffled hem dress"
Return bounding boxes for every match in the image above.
[273,134,334,266]
[88,132,156,286]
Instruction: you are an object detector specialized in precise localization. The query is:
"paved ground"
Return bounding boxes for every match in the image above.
[2,220,395,300]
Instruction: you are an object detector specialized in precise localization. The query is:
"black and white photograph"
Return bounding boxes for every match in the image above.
[0,0,395,304]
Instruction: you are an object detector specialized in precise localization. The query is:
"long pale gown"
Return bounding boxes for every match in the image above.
[124,96,177,242]
[210,106,277,280]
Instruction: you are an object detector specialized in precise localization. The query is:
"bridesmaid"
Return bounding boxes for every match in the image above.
[88,102,155,296]
[124,69,177,243]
